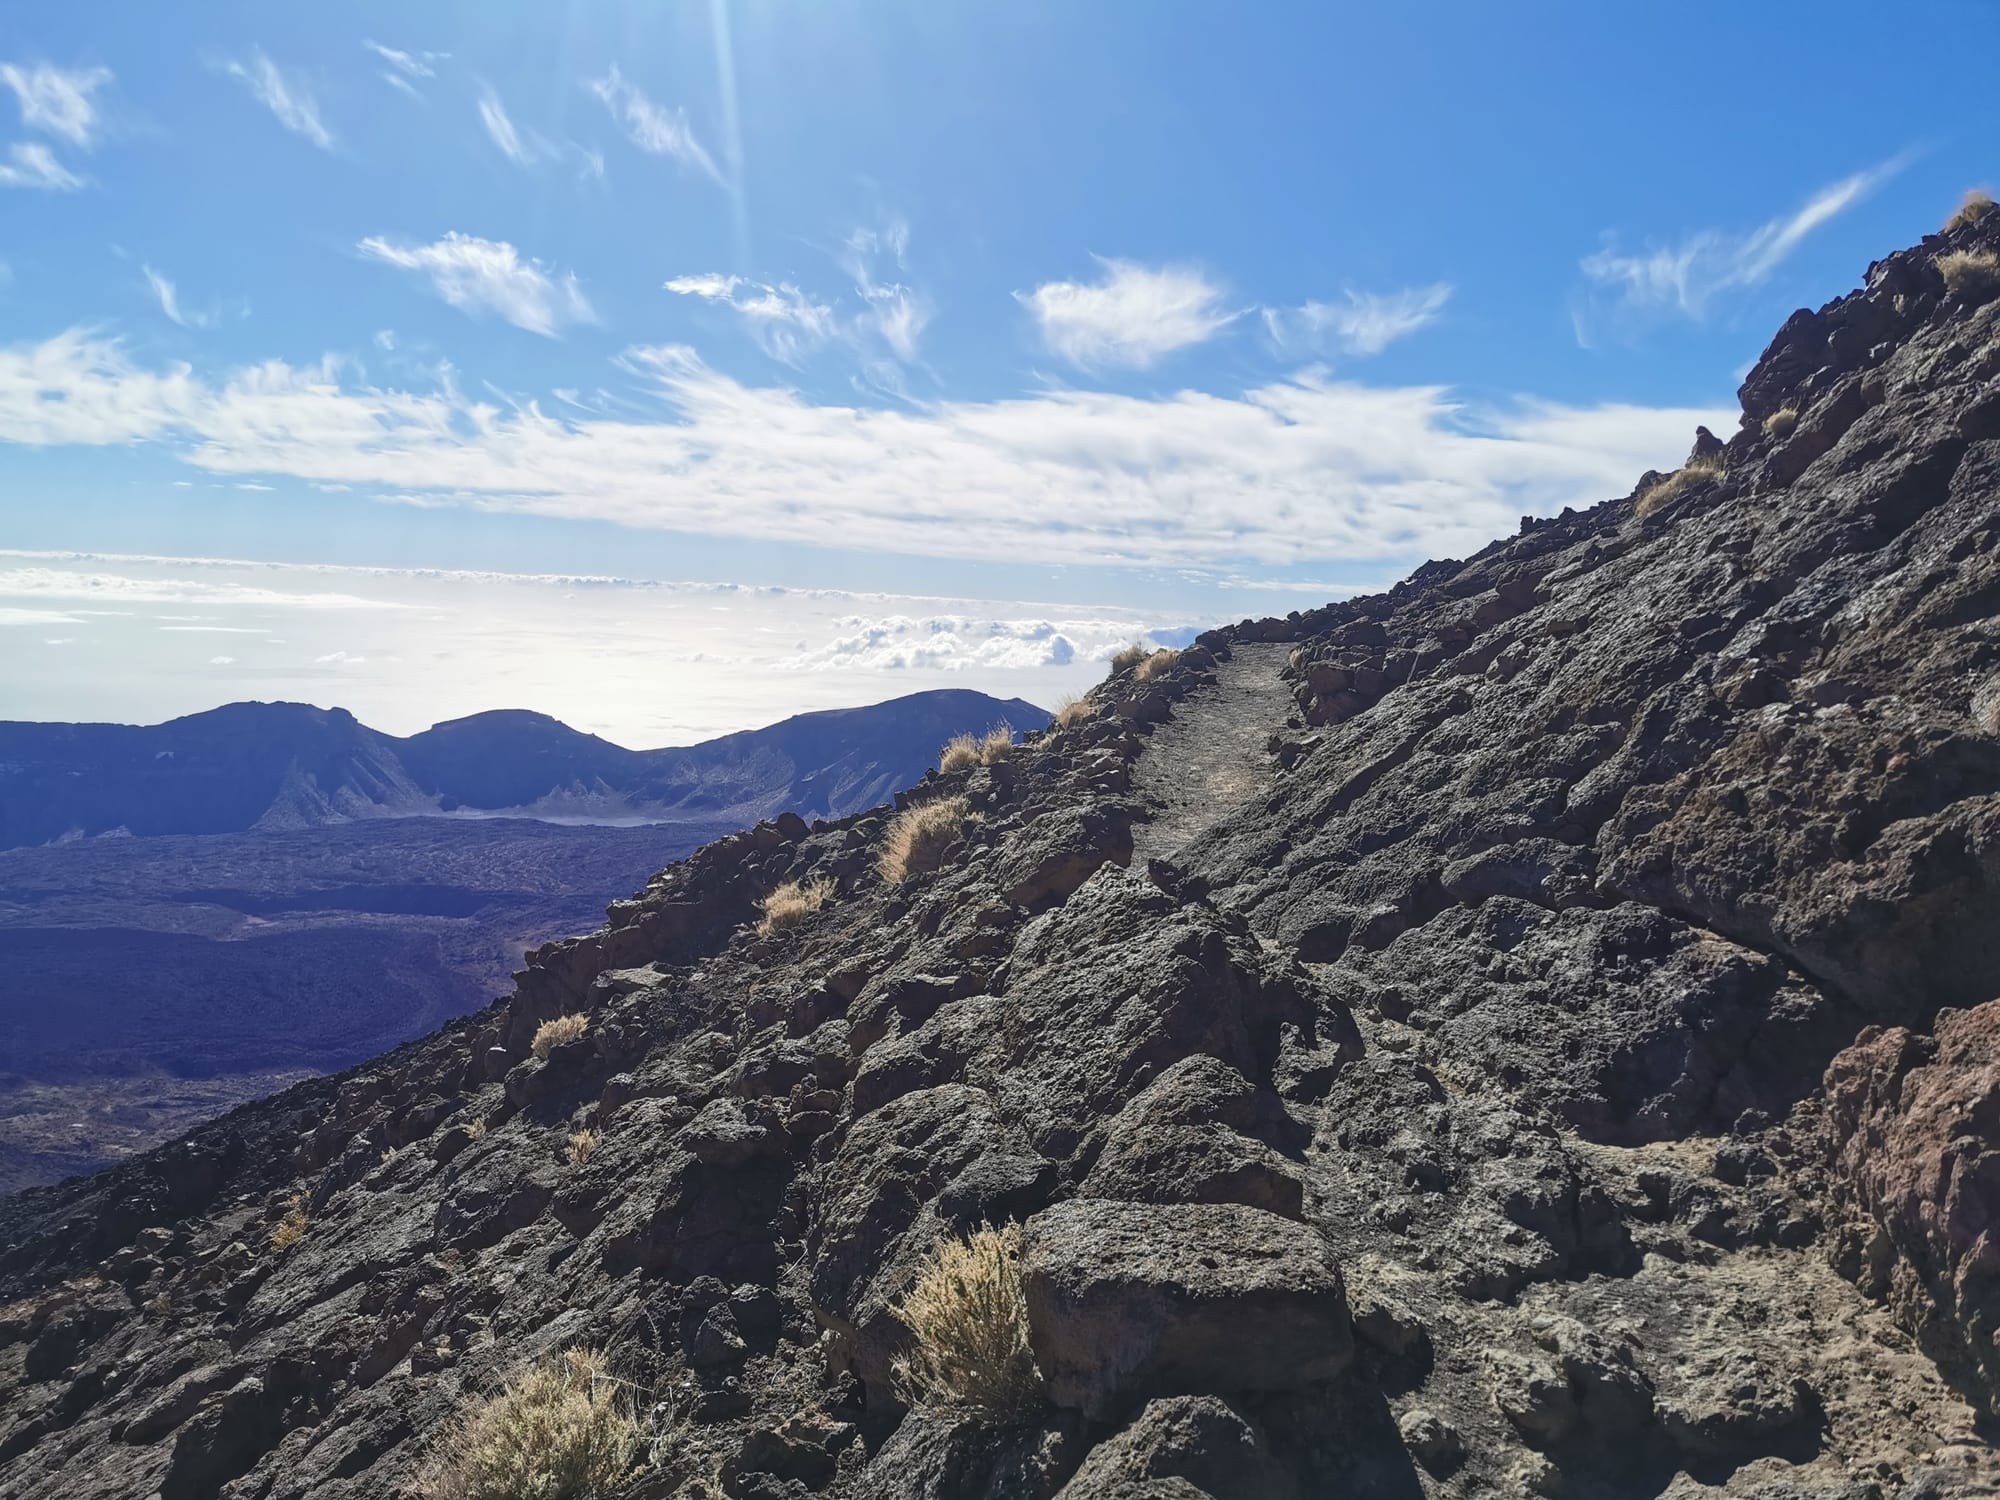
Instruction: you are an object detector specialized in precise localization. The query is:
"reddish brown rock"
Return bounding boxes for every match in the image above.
[1822,1000,2000,1410]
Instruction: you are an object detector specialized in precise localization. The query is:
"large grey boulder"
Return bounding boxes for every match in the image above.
[1020,1199,1351,1419]
[1056,1395,1296,1500]
[1078,1056,1306,1219]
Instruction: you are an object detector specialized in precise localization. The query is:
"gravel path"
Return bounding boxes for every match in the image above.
[1130,642,1294,862]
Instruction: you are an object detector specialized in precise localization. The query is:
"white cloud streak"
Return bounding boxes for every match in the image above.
[1580,157,1909,325]
[585,64,721,183]
[0,140,81,191]
[477,84,536,166]
[359,232,594,336]
[0,330,1728,571]
[0,564,407,611]
[1263,284,1452,356]
[363,40,439,82]
[0,61,111,147]
[668,223,930,368]
[143,266,213,329]
[219,50,335,151]
[665,274,836,364]
[1018,258,1236,369]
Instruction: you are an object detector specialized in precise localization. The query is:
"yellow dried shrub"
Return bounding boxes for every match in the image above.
[532,1013,588,1060]
[1109,642,1150,672]
[1937,249,2000,300]
[892,1226,1042,1420]
[566,1129,599,1167]
[413,1347,638,1500]
[1945,189,1996,233]
[269,1194,309,1253]
[978,725,1016,764]
[938,733,981,774]
[878,796,971,884]
[1051,694,1093,730]
[756,876,835,936]
[1763,407,1799,439]
[1634,455,1727,519]
[1133,649,1177,683]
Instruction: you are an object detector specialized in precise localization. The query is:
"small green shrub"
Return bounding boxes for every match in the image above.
[893,1225,1042,1420]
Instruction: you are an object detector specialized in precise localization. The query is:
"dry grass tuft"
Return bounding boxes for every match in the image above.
[413,1347,638,1500]
[465,1117,489,1142]
[1634,456,1727,519]
[1051,693,1093,730]
[532,1013,589,1060]
[269,1194,309,1253]
[1109,642,1150,673]
[938,733,981,774]
[1937,249,2000,300]
[878,796,971,884]
[893,1225,1042,1420]
[756,876,835,936]
[940,725,1018,772]
[566,1129,599,1167]
[1133,648,1178,683]
[1763,407,1800,439]
[1945,189,1996,234]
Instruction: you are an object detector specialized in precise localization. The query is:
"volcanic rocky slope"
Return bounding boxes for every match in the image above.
[4,218,2000,1498]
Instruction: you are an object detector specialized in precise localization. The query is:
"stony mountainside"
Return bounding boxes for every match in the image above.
[3,216,2000,1498]
[0,690,1048,850]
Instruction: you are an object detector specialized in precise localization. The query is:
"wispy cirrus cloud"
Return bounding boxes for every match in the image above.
[0,61,111,147]
[585,64,721,183]
[0,62,107,190]
[667,216,932,371]
[1262,283,1452,356]
[363,39,443,97]
[664,274,835,364]
[1577,157,1910,335]
[218,50,335,151]
[0,327,1727,571]
[0,140,81,191]
[842,219,929,364]
[142,265,215,329]
[1018,258,1237,370]
[358,232,594,336]
[364,41,444,101]
[476,84,537,166]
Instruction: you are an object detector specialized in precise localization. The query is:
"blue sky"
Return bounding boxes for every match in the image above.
[1,1,1995,737]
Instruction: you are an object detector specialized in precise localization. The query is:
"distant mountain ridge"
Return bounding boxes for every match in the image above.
[0,690,1047,851]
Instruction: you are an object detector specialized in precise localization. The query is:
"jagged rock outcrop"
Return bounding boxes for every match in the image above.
[4,214,2000,1498]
